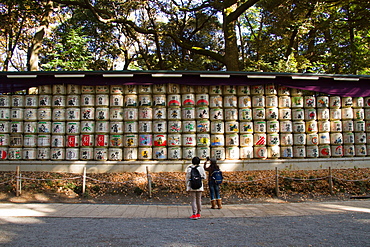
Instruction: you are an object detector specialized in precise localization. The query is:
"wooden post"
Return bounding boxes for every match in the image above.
[329,167,333,195]
[275,167,279,197]
[82,167,86,194]
[146,166,152,199]
[16,166,20,197]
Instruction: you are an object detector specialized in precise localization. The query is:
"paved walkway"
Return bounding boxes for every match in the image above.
[0,200,369,218]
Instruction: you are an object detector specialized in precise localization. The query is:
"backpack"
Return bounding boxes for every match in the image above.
[189,166,202,189]
[211,170,223,185]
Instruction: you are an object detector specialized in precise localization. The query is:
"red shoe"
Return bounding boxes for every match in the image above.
[190,214,198,220]
[195,213,201,219]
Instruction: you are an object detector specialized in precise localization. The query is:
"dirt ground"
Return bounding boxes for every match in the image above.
[0,169,369,205]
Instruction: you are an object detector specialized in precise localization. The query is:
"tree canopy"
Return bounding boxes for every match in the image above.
[0,0,369,73]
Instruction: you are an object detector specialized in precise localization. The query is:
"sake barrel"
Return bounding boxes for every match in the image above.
[291,97,303,108]
[137,147,152,159]
[254,133,266,146]
[209,95,223,108]
[341,108,353,120]
[37,121,51,133]
[168,120,182,133]
[110,94,124,107]
[51,135,64,147]
[224,108,238,121]
[210,121,224,134]
[0,134,9,146]
[209,86,222,95]
[110,108,124,121]
[318,120,330,132]
[95,134,109,147]
[237,85,250,95]
[266,108,278,120]
[8,147,21,160]
[342,97,353,107]
[0,95,10,107]
[238,96,251,108]
[123,108,138,121]
[124,95,137,107]
[65,108,80,121]
[266,120,279,133]
[224,95,237,108]
[38,95,51,107]
[10,121,23,133]
[0,108,10,120]
[307,133,319,145]
[265,84,277,95]
[9,134,22,147]
[81,107,95,120]
[343,145,355,157]
[239,122,253,134]
[330,109,342,120]
[225,133,239,146]
[304,96,316,108]
[292,121,305,133]
[317,96,329,108]
[94,147,108,161]
[253,146,267,159]
[239,108,252,121]
[66,135,79,148]
[317,108,330,120]
[343,132,355,144]
[366,121,370,132]
[293,133,306,145]
[253,108,265,120]
[153,107,166,120]
[138,85,152,94]
[330,120,342,132]
[266,95,278,107]
[240,147,253,159]
[168,134,182,146]
[124,84,138,94]
[66,122,80,134]
[80,121,95,134]
[139,121,152,133]
[353,97,364,108]
[153,95,166,107]
[79,147,94,160]
[329,96,341,108]
[354,132,366,144]
[251,85,264,95]
[24,95,38,108]
[354,120,365,132]
[267,146,280,159]
[280,133,293,146]
[52,108,66,121]
[319,145,331,157]
[196,134,210,147]
[183,120,196,133]
[196,120,210,133]
[330,133,343,145]
[304,108,316,120]
[280,120,292,133]
[254,121,266,133]
[318,132,330,144]
[123,134,138,147]
[153,147,167,159]
[108,148,123,161]
[293,146,306,158]
[278,86,290,96]
[226,147,240,160]
[10,108,23,121]
[365,109,370,120]
[139,134,152,146]
[278,96,291,108]
[50,148,65,160]
[37,148,50,160]
[37,108,51,120]
[168,147,182,159]
[306,145,319,158]
[138,95,152,107]
[110,122,123,134]
[109,135,123,147]
[305,120,318,133]
[81,134,94,147]
[95,107,110,120]
[124,121,138,133]
[23,148,36,160]
[225,121,239,133]
[182,94,195,106]
[24,122,37,133]
[267,133,280,146]
[37,134,50,147]
[0,121,9,133]
[167,108,181,120]
[137,107,152,120]
[67,84,81,94]
[183,147,196,160]
[240,134,253,147]
[152,84,166,94]
[330,145,343,157]
[210,108,223,120]
[195,94,209,107]
[292,109,304,120]
[223,85,237,95]
[182,107,196,120]
[355,144,367,156]
[211,147,226,160]
[11,95,24,108]
[210,134,225,147]
[252,95,265,107]
[81,85,95,94]
[280,146,293,158]
[153,134,167,146]
[123,148,137,160]
[167,84,180,94]
[353,108,364,120]
[52,95,66,107]
[52,84,66,94]
[279,108,291,120]
[167,94,181,107]
[197,147,210,160]
[95,86,109,94]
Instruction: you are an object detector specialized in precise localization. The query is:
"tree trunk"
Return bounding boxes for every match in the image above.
[223,16,240,71]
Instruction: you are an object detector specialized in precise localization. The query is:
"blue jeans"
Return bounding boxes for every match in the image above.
[208,179,220,200]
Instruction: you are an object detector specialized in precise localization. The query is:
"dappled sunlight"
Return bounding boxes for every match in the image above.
[320,204,370,214]
[0,203,57,217]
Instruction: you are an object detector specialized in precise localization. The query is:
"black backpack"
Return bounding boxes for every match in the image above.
[211,169,223,185]
[189,166,202,189]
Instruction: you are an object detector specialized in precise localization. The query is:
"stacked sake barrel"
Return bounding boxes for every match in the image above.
[238,85,253,159]
[222,86,239,160]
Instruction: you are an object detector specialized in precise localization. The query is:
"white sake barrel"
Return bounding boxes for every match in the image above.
[138,94,152,107]
[124,85,138,94]
[81,85,95,94]
[109,122,123,134]
[317,108,330,120]
[80,121,94,134]
[66,95,81,107]
[138,121,152,133]
[329,109,341,120]
[52,108,66,121]
[79,148,94,160]
[237,85,250,95]
[152,120,166,133]
[211,147,226,160]
[224,108,238,121]
[24,122,37,134]
[304,96,316,108]
[37,147,50,160]
[167,121,181,133]
[110,94,124,107]
[280,120,292,133]
[279,108,291,120]
[152,84,166,94]
[109,135,123,147]
[80,107,94,120]
[0,133,9,146]
[365,109,370,120]
[165,84,179,94]
[343,132,355,144]
[306,133,319,145]
[124,147,138,160]
[306,145,319,158]
[353,97,364,108]
[240,134,253,147]
[11,95,24,108]
[250,85,264,95]
[318,145,331,157]
[168,134,181,146]
[293,146,306,158]
[168,147,182,159]
[123,134,138,148]
[182,94,195,106]
[292,109,304,120]
[95,85,111,94]
[0,122,8,133]
[0,95,10,107]
[67,84,81,94]
[208,86,222,95]
[266,108,278,120]
[50,148,65,160]
[266,96,278,108]
[239,146,253,159]
[183,147,196,160]
[52,84,66,94]
[291,97,303,108]
[238,96,251,108]
[37,121,51,133]
[239,108,252,121]
[330,133,343,145]
[153,147,167,159]
[37,134,50,147]
[183,120,196,133]
[95,134,109,147]
[226,147,240,160]
[279,96,292,109]
[264,84,276,95]
[343,145,355,157]
[330,120,342,132]
[317,96,329,108]
[167,94,181,107]
[10,121,23,133]
[267,146,280,159]
[0,108,10,120]
[224,95,237,108]
[318,132,330,144]
[253,146,267,159]
[318,120,330,132]
[66,135,79,148]
[108,108,124,121]
[39,95,52,107]
[152,95,166,107]
[167,108,181,120]
[181,107,195,120]
[182,85,195,94]
[305,120,318,133]
[52,95,66,107]
[108,148,123,161]
[51,135,64,147]
[253,108,265,120]
[239,122,253,134]
[293,133,306,145]
[330,145,344,157]
[280,133,293,146]
[209,95,223,108]
[94,147,108,161]
[196,133,210,147]
[209,108,222,121]
[292,121,305,133]
[66,122,80,134]
[277,86,290,95]
[225,133,239,146]
[81,95,95,107]
[354,120,365,132]
[0,147,8,160]
[210,134,224,147]
[252,95,265,107]
[153,107,166,120]
[9,134,22,147]
[342,97,353,107]
[38,85,52,95]
[355,144,367,156]
[139,134,153,146]
[280,146,293,158]
[94,94,109,107]
[95,121,109,133]
[37,108,51,120]
[304,108,316,120]
[81,134,94,147]
[253,133,266,146]
[23,148,36,160]
[267,133,280,146]
[266,120,279,133]
[95,107,110,120]
[138,85,152,94]
[10,108,23,121]
[341,108,353,120]
[8,148,21,160]
[329,96,341,108]
[136,107,152,120]
[354,132,366,144]
[254,121,266,133]
[197,147,210,160]
[123,108,138,121]
[25,95,38,108]
[353,108,364,120]
[195,94,209,106]
[342,120,354,132]
[182,134,197,147]
[223,85,236,95]
[225,121,239,134]
[210,121,224,134]
[124,95,138,107]
[195,120,209,133]
[366,121,370,132]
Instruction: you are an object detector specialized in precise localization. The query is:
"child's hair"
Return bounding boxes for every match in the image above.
[192,156,200,165]
[210,158,219,170]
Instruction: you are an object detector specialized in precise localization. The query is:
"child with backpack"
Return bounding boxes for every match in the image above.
[185,156,206,220]
[204,157,223,209]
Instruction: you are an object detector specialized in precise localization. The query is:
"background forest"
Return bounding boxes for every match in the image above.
[0,0,369,74]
